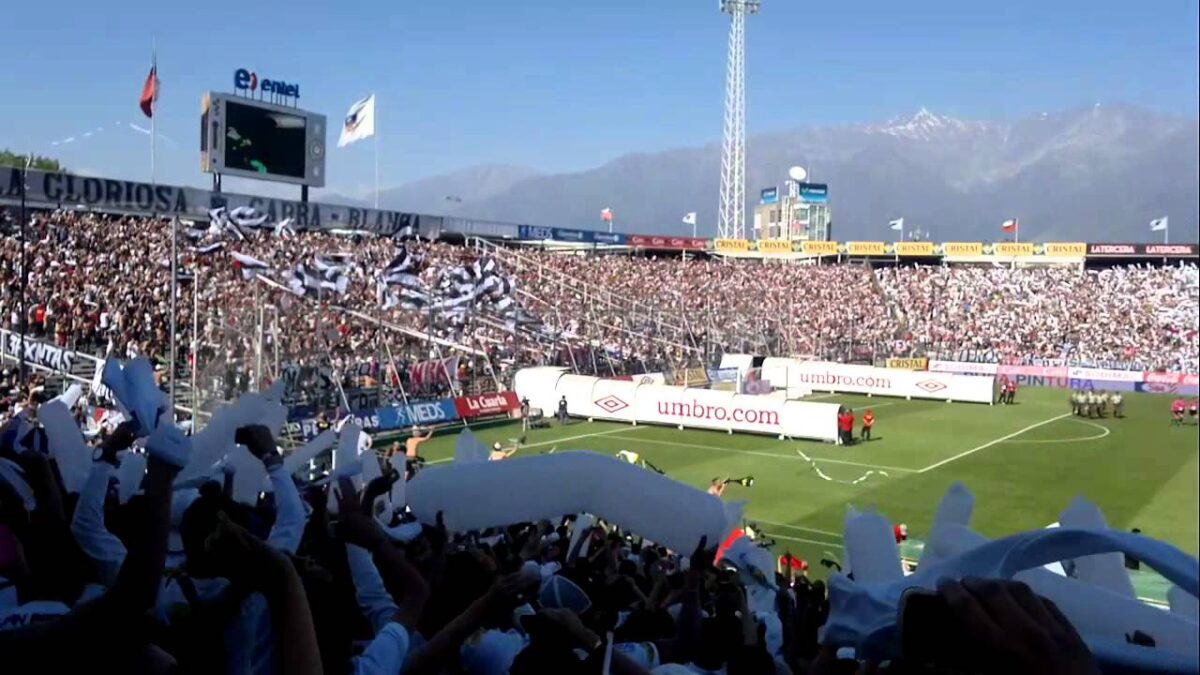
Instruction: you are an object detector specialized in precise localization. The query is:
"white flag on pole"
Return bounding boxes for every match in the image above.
[888,218,904,231]
[1150,217,1168,232]
[337,95,376,148]
[682,212,697,226]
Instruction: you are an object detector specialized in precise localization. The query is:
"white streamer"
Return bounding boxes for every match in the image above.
[795,449,888,485]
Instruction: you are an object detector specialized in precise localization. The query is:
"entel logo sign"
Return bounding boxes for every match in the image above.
[234,68,300,99]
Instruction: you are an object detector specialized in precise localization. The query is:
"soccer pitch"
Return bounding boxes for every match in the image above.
[402,388,1199,568]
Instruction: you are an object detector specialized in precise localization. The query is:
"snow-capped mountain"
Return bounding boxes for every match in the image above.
[864,107,992,141]
[378,104,1198,242]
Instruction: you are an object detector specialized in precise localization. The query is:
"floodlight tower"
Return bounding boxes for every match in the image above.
[717,0,759,241]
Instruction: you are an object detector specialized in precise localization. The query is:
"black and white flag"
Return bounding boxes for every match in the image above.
[229,206,270,229]
[190,241,226,256]
[273,218,297,239]
[231,252,271,280]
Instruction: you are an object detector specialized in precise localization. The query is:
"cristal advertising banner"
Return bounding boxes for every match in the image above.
[756,239,792,254]
[801,241,839,256]
[454,392,520,419]
[894,242,936,256]
[884,357,929,371]
[846,241,887,255]
[714,239,750,253]
[628,235,708,251]
[0,168,427,236]
[1044,242,1087,257]
[993,242,1036,257]
[942,242,984,256]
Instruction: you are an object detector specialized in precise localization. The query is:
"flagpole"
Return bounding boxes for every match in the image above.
[1165,219,1169,245]
[373,93,380,211]
[151,38,157,188]
[169,218,178,413]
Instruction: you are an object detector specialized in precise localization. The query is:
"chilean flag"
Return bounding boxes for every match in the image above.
[139,66,159,118]
[1000,218,1019,233]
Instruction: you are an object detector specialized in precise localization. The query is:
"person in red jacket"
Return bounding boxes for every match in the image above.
[838,408,856,446]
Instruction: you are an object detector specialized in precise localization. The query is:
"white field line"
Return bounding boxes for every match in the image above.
[750,518,842,539]
[1006,418,1111,444]
[425,427,633,464]
[608,432,919,474]
[918,413,1073,473]
[766,532,845,548]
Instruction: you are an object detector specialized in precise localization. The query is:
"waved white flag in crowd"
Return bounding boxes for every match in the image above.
[1150,217,1169,232]
[337,95,376,148]
[888,218,904,231]
[682,212,697,226]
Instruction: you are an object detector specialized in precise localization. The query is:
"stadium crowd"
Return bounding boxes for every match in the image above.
[0,207,1187,674]
[876,265,1200,373]
[0,397,1108,674]
[2,208,1198,413]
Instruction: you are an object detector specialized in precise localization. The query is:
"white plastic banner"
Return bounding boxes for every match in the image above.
[407,451,739,554]
[787,360,995,404]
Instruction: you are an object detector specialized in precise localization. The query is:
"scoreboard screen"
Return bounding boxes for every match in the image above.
[201,93,326,187]
[224,101,307,180]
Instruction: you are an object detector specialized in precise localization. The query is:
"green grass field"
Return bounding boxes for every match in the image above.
[402,388,1199,570]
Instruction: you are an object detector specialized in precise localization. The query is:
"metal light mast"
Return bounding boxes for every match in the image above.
[717,0,758,240]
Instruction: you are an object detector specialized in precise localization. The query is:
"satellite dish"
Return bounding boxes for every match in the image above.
[788,166,807,182]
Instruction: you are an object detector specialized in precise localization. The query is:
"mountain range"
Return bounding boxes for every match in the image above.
[374,104,1199,242]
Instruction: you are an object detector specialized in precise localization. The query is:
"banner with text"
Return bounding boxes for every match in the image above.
[801,241,839,256]
[783,359,995,403]
[942,242,984,257]
[884,357,929,371]
[628,235,708,251]
[528,372,839,441]
[714,239,750,254]
[454,391,520,419]
[756,239,792,254]
[846,241,887,256]
[1,168,428,236]
[893,242,937,257]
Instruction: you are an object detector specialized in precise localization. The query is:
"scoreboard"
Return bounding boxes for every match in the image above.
[201,92,327,187]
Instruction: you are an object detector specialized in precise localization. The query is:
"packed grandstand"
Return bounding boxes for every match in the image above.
[1,177,1199,675]
[3,206,1196,402]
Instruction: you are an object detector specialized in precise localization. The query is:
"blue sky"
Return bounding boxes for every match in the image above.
[1,0,1196,198]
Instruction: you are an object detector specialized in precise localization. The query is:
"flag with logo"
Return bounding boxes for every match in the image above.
[1150,217,1168,232]
[1001,218,1019,233]
[682,212,697,226]
[888,218,904,231]
[600,208,613,223]
[338,95,376,148]
[139,66,159,118]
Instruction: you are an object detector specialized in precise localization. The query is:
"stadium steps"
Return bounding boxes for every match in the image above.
[866,261,908,332]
